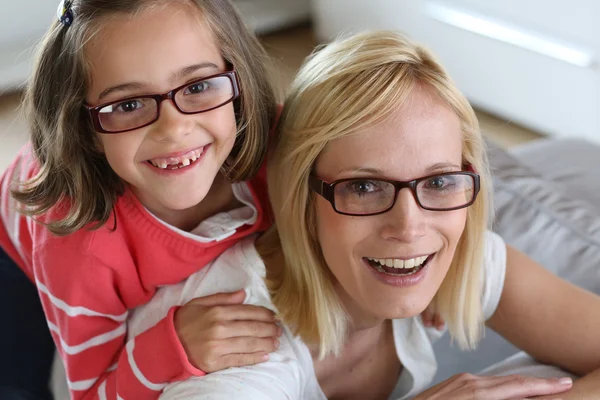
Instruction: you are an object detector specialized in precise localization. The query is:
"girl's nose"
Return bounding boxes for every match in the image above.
[148,99,192,142]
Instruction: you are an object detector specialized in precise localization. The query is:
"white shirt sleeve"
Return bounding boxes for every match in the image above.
[127,237,308,400]
[160,329,307,399]
[481,230,508,321]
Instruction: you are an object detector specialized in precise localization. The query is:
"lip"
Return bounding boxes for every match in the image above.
[363,253,435,287]
[366,253,434,260]
[144,145,209,162]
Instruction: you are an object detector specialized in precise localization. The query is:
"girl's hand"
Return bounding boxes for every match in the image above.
[421,304,445,330]
[174,290,282,373]
[414,373,573,400]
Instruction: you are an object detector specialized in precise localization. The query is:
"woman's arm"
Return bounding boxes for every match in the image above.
[487,244,600,387]
[159,327,306,400]
[534,368,600,400]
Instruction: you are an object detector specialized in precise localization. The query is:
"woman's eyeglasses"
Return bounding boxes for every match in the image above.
[309,171,480,216]
[86,70,240,134]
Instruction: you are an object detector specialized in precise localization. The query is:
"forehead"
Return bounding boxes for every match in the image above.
[316,86,463,181]
[85,3,224,97]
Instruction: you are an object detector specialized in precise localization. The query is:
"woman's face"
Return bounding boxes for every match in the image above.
[314,86,468,323]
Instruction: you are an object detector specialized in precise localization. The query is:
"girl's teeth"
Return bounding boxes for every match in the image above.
[149,148,204,169]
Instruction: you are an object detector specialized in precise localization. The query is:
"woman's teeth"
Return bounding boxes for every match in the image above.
[367,255,429,269]
[366,254,432,276]
[148,148,204,170]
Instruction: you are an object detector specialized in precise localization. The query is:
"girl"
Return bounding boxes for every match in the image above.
[0,0,282,399]
[127,31,600,399]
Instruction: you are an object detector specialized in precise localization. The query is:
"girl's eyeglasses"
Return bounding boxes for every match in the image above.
[86,70,240,134]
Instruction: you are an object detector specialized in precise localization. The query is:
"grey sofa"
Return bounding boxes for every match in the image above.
[433,138,600,383]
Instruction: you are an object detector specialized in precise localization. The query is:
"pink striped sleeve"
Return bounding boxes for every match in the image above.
[33,247,204,399]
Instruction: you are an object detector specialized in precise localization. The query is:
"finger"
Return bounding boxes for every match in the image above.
[212,320,282,339]
[421,309,434,327]
[433,313,445,330]
[486,375,573,399]
[214,352,271,370]
[216,336,280,356]
[186,290,247,307]
[205,304,277,323]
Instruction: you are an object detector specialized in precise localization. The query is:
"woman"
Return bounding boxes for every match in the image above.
[127,31,600,399]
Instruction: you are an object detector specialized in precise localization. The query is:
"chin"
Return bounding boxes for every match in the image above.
[158,190,210,211]
[374,291,435,320]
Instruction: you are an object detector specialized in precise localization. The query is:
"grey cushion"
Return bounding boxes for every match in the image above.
[492,139,600,294]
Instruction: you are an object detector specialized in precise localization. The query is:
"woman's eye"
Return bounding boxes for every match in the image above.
[424,176,455,190]
[348,180,378,194]
[428,177,445,189]
[185,81,209,94]
[115,100,143,113]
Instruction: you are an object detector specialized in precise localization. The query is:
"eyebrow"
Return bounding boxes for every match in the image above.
[337,162,462,176]
[97,62,220,102]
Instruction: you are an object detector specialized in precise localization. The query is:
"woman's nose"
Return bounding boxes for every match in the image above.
[379,188,427,242]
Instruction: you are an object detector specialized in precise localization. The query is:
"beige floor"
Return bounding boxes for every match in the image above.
[0,25,542,174]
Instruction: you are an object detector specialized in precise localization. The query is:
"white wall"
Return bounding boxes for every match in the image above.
[313,0,600,144]
[0,0,311,92]
[0,0,56,92]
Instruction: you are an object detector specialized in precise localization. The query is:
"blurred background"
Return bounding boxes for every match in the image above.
[2,0,600,172]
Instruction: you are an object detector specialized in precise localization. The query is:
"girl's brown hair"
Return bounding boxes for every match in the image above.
[13,0,276,235]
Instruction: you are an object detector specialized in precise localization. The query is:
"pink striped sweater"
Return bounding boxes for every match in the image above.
[0,144,272,399]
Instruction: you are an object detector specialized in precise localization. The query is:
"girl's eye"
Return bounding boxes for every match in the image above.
[184,81,209,94]
[114,100,143,113]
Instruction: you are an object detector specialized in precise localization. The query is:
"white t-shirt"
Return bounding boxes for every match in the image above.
[127,231,507,400]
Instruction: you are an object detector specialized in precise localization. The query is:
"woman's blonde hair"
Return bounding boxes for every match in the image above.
[13,0,276,235]
[260,31,492,358]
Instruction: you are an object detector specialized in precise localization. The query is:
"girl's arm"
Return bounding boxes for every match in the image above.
[36,246,278,400]
[35,248,197,400]
[487,245,600,393]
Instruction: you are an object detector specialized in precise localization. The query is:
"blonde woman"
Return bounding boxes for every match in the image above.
[127,31,600,399]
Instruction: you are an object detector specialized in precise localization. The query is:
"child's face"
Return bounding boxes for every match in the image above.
[85,3,237,223]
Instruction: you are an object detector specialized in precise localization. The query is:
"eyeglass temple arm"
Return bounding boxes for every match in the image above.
[308,175,326,196]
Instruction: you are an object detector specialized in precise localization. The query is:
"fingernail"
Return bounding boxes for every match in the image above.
[278,327,283,336]
[262,354,270,361]
[274,339,280,348]
[558,377,572,385]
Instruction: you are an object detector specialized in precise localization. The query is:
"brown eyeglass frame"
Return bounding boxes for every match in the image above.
[85,70,240,134]
[309,171,481,216]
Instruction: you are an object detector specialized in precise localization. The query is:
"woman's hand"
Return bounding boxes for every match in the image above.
[174,290,282,373]
[414,373,573,400]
